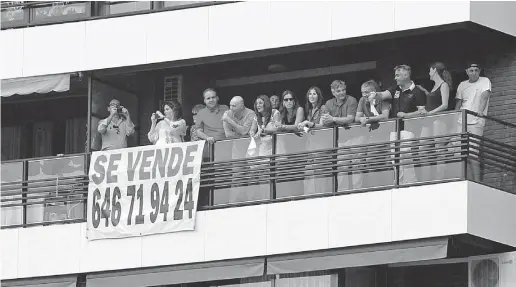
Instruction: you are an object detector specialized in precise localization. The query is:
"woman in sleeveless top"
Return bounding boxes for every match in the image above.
[298,86,326,131]
[250,95,281,156]
[297,86,330,195]
[419,62,452,180]
[148,100,187,145]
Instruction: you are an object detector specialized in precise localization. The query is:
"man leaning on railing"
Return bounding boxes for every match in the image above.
[321,80,359,191]
[371,65,426,184]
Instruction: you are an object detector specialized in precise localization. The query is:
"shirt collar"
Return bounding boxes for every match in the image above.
[208,105,220,113]
[400,81,415,92]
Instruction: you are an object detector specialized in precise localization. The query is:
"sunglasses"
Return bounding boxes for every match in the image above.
[283,98,294,102]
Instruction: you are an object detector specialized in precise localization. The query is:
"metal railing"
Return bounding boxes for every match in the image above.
[1,110,515,228]
[1,1,233,29]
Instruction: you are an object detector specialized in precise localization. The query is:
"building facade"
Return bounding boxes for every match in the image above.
[1,1,516,287]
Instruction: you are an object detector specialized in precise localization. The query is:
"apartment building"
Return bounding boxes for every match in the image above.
[1,1,516,287]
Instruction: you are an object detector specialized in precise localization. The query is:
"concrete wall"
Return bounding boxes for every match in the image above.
[1,1,473,80]
[3,181,513,280]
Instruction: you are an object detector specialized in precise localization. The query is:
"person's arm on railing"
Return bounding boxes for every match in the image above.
[322,99,357,126]
[278,107,305,132]
[222,110,253,136]
[427,83,449,114]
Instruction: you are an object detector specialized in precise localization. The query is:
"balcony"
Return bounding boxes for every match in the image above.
[0,1,228,29]
[1,110,515,229]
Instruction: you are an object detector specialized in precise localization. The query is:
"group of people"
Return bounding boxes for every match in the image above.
[97,62,491,192]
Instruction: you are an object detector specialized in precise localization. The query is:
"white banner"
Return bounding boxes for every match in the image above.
[86,141,205,240]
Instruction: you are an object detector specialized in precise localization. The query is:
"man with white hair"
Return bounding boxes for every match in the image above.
[371,65,426,185]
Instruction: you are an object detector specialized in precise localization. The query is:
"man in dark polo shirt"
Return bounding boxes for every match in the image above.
[370,65,423,184]
[372,65,426,118]
[196,88,229,144]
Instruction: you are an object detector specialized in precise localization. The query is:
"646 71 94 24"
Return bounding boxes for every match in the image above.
[90,178,194,229]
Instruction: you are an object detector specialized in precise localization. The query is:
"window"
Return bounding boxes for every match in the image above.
[1,1,28,28]
[30,1,90,24]
[96,1,152,16]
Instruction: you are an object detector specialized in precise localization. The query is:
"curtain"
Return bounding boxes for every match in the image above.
[65,117,87,154]
[33,121,53,158]
[1,126,22,160]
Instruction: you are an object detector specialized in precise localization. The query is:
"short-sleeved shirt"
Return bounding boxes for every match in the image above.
[457,77,491,125]
[323,96,358,126]
[195,104,229,140]
[224,108,255,138]
[388,82,426,118]
[98,117,134,151]
[357,95,391,118]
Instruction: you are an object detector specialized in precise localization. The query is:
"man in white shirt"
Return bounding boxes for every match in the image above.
[455,63,492,182]
[455,63,492,136]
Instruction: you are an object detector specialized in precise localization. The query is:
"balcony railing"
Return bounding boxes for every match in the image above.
[0,1,232,29]
[1,110,515,228]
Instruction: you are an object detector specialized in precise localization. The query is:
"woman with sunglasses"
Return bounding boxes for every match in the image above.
[148,100,186,145]
[276,90,305,132]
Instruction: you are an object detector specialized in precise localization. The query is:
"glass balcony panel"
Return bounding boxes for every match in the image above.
[163,1,202,8]
[31,2,88,23]
[402,112,464,185]
[213,138,270,205]
[1,161,24,227]
[337,121,396,192]
[468,112,516,193]
[1,2,27,27]
[100,1,151,15]
[26,155,86,224]
[275,129,333,198]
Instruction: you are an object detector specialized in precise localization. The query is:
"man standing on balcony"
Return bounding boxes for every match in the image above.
[455,63,492,182]
[222,96,255,141]
[270,94,280,110]
[370,65,425,185]
[320,80,360,191]
[97,98,135,151]
[196,88,229,144]
[455,63,492,136]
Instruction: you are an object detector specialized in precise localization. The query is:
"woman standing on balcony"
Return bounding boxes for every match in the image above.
[297,86,330,195]
[148,100,187,145]
[297,86,326,131]
[275,90,304,155]
[419,62,452,180]
[249,95,281,156]
[277,90,304,132]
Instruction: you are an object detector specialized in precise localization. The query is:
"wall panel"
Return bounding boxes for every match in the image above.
[17,224,81,278]
[146,7,210,63]
[1,29,24,79]
[0,228,19,279]
[85,15,147,70]
[22,22,86,77]
[208,2,271,56]
[391,182,468,241]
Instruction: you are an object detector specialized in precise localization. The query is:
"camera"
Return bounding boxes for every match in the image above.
[117,106,124,113]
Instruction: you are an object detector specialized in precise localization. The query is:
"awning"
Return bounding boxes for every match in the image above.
[0,275,77,287]
[1,73,70,97]
[267,237,449,275]
[86,258,265,287]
